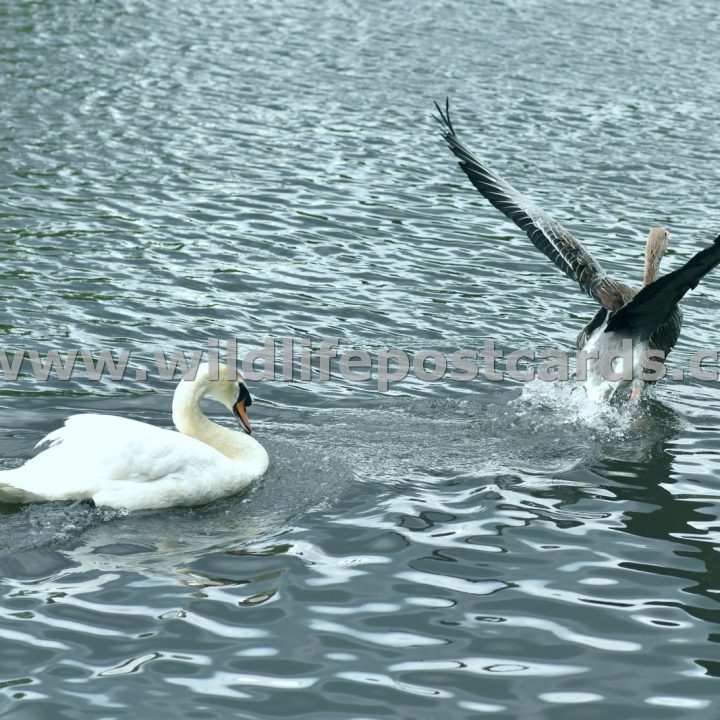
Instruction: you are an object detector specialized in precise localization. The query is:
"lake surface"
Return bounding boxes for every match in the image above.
[2,0,720,717]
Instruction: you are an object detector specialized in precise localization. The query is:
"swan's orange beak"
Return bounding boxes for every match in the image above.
[233,399,252,434]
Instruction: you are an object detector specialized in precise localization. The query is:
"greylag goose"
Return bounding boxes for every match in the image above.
[435,100,720,401]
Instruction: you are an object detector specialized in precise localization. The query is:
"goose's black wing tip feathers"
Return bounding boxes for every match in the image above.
[431,99,620,307]
[433,97,454,136]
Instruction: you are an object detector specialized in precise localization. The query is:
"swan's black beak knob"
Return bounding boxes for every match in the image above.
[233,384,253,434]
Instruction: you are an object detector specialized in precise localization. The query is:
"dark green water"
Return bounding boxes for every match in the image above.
[2,0,720,717]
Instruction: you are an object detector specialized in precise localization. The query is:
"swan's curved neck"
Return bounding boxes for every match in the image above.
[171,376,267,466]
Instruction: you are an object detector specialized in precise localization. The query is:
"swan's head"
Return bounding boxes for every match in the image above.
[200,362,255,435]
[643,227,670,285]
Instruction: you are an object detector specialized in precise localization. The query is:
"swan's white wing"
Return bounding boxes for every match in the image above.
[10,413,229,501]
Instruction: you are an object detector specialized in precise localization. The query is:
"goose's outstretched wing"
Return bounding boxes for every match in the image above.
[434,99,630,311]
[606,234,720,340]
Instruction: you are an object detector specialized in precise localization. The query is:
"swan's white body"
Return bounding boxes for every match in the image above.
[0,365,269,511]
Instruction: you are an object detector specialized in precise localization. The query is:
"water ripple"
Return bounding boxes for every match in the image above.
[2,0,720,717]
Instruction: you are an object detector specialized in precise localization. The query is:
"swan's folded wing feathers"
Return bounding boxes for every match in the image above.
[28,414,224,489]
[435,100,629,310]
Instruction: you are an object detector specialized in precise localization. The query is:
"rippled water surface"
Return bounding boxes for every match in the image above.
[2,0,720,717]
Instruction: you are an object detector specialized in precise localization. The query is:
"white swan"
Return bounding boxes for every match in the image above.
[0,363,269,511]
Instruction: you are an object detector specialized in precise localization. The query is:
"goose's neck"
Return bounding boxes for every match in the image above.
[171,378,268,467]
[643,242,662,286]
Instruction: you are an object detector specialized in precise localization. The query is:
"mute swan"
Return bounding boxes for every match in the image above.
[435,99,720,401]
[0,363,269,511]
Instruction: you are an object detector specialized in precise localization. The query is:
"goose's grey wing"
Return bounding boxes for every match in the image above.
[606,234,720,343]
[648,308,682,359]
[435,100,629,311]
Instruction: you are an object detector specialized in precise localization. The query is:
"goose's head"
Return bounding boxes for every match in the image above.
[643,227,670,286]
[201,362,255,435]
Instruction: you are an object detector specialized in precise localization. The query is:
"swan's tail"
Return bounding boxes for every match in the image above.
[0,471,40,504]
